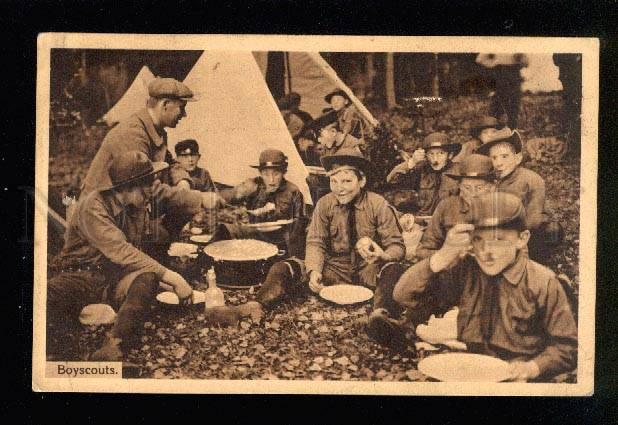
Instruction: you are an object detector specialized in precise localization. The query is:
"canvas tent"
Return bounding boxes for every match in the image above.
[167,51,312,204]
[253,52,378,127]
[102,65,155,126]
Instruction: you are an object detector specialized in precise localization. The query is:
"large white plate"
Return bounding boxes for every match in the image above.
[190,234,213,244]
[156,290,206,305]
[319,284,374,305]
[418,353,510,382]
[202,239,279,261]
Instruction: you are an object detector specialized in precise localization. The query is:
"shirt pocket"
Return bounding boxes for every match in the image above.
[507,300,536,335]
[329,218,347,253]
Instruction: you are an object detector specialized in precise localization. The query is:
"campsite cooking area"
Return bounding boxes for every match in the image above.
[47,51,580,381]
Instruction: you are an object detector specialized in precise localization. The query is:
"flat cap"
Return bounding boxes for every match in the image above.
[148,77,196,101]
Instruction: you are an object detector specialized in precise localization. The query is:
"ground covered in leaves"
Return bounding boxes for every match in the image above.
[47,94,580,382]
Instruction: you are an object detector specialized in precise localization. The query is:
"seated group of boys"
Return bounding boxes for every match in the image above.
[48,87,577,381]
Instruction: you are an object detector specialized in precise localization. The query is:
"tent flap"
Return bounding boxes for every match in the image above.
[102,66,155,126]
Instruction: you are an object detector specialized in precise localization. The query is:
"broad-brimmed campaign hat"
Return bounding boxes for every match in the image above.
[445,154,495,180]
[148,78,197,102]
[476,130,523,156]
[470,192,527,231]
[102,151,169,191]
[321,148,372,177]
[250,149,288,170]
[422,132,462,156]
[324,89,351,104]
[175,139,200,156]
[469,115,501,137]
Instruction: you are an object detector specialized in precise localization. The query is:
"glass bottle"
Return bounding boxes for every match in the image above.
[204,267,225,309]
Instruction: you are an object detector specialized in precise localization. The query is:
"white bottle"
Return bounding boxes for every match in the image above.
[204,267,225,309]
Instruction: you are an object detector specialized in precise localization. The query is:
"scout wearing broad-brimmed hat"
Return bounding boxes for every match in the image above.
[214,148,407,342]
[324,88,365,140]
[392,192,577,381]
[475,129,561,262]
[416,154,497,259]
[47,151,223,362]
[81,77,196,197]
[386,132,461,216]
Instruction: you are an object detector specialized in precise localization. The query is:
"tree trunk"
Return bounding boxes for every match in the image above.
[385,53,396,109]
[365,53,376,100]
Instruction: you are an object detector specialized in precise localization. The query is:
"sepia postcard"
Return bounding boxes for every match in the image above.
[33,33,598,395]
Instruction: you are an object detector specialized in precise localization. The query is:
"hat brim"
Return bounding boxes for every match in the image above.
[250,164,287,170]
[320,154,373,177]
[425,143,462,156]
[445,172,495,180]
[324,91,351,104]
[476,131,523,156]
[101,161,169,191]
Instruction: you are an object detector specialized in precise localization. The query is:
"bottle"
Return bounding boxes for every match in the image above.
[204,267,225,309]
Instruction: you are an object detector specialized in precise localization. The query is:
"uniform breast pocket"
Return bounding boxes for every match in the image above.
[508,302,536,335]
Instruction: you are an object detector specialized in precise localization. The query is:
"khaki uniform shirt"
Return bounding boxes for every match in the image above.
[497,166,547,230]
[388,161,460,216]
[305,191,405,284]
[81,108,188,196]
[398,253,577,377]
[416,196,471,259]
[56,184,203,280]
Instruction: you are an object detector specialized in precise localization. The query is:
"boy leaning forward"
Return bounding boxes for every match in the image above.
[216,148,407,340]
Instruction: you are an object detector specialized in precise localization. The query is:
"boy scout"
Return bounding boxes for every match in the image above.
[213,149,306,257]
[170,139,216,192]
[386,132,461,216]
[47,151,223,361]
[392,192,577,381]
[324,89,364,140]
[416,154,496,258]
[212,149,406,336]
[311,109,364,158]
[476,130,562,261]
[453,115,511,163]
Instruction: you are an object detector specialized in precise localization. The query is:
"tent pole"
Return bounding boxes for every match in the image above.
[284,52,292,94]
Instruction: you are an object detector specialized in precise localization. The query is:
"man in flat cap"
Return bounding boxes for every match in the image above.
[81,77,196,197]
[386,132,461,216]
[415,154,496,259]
[390,192,577,381]
[47,151,223,361]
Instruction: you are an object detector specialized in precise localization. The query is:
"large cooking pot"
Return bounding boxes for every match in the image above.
[201,239,281,288]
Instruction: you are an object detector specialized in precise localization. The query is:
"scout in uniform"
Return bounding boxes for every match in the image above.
[476,130,563,261]
[386,132,461,216]
[47,151,223,361]
[452,115,511,163]
[324,89,364,140]
[170,139,217,192]
[213,149,306,257]
[81,78,195,197]
[391,192,577,381]
[416,154,496,259]
[213,149,406,338]
[305,110,365,203]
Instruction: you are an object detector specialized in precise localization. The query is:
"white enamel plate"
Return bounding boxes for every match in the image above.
[418,352,511,382]
[319,284,374,305]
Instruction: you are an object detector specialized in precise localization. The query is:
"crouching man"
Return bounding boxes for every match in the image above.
[391,192,577,381]
[47,151,224,361]
[217,149,406,337]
